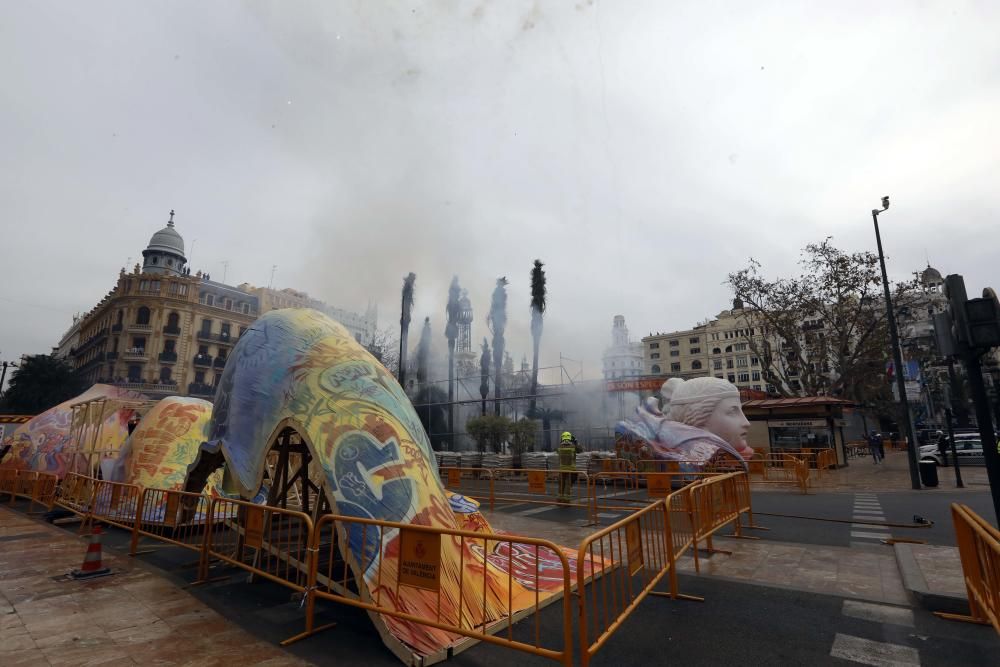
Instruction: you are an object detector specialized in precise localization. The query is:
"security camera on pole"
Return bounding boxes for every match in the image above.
[934,273,1000,523]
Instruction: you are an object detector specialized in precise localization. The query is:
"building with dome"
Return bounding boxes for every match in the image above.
[66,211,376,399]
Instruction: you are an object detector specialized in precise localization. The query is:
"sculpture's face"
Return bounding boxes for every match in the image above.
[703,396,752,456]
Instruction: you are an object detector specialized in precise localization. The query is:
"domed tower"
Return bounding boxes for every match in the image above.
[919,264,944,293]
[141,210,187,276]
[456,289,474,354]
[612,315,629,347]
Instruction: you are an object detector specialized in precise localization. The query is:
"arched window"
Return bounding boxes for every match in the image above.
[651,364,661,374]
[167,312,180,329]
[724,345,733,353]
[712,347,720,354]
[691,360,703,370]
[159,367,172,383]
[136,306,151,325]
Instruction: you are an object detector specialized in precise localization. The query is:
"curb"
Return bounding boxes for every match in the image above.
[893,543,968,615]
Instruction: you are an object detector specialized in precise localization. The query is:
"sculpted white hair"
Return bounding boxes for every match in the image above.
[661,377,740,428]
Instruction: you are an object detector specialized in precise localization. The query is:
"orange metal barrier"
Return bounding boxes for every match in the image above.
[587,470,719,525]
[576,489,702,667]
[688,472,743,571]
[55,472,97,518]
[0,467,16,501]
[10,470,37,505]
[28,472,59,513]
[129,487,213,560]
[306,512,574,664]
[203,496,316,642]
[89,479,142,533]
[937,504,1000,634]
[443,466,593,515]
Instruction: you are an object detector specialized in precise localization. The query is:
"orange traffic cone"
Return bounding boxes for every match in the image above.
[71,525,112,579]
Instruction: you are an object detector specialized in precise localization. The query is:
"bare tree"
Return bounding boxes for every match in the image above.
[727,238,919,402]
[366,326,400,375]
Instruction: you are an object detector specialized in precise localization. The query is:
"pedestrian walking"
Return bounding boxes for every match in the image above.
[936,430,949,467]
[867,430,883,464]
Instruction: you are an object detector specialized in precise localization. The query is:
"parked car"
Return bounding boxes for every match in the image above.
[919,434,985,466]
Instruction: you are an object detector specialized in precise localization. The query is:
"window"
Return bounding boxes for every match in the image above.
[221,323,231,338]
[132,337,146,352]
[735,343,748,351]
[727,374,736,383]
[167,312,180,328]
[671,363,681,372]
[201,319,212,334]
[650,353,660,359]
[670,350,679,357]
[669,340,679,347]
[736,357,749,367]
[766,384,776,394]
[136,306,150,325]
[160,367,172,382]
[712,347,721,354]
[726,359,734,369]
[724,345,733,352]
[715,375,724,379]
[127,365,142,382]
[206,294,215,306]
[753,384,761,391]
[713,360,723,370]
[116,310,124,325]
[690,347,701,354]
[689,337,700,344]
[651,364,661,374]
[738,373,750,383]
[650,342,659,349]
[198,345,208,355]
[195,370,205,383]
[691,360,703,370]
[751,357,759,366]
[239,327,246,337]
[242,303,250,314]
[752,371,761,381]
[163,340,176,353]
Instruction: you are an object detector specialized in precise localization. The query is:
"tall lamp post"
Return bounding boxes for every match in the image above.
[871,196,922,490]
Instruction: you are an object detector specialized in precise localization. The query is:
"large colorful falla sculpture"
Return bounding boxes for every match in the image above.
[0,384,145,477]
[615,376,754,469]
[196,308,596,663]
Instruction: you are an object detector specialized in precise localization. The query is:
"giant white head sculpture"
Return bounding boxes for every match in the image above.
[661,377,753,458]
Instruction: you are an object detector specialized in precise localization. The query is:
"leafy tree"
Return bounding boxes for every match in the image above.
[466,414,511,454]
[529,260,547,414]
[510,418,537,463]
[1,354,86,414]
[527,406,566,452]
[726,238,919,402]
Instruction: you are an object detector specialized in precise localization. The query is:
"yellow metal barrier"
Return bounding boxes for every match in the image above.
[937,504,1000,634]
[587,470,718,525]
[688,472,743,570]
[55,472,97,518]
[307,513,574,664]
[443,466,593,515]
[10,469,38,505]
[28,472,59,513]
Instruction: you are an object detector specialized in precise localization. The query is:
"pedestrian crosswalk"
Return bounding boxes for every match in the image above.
[850,493,889,547]
[830,600,921,666]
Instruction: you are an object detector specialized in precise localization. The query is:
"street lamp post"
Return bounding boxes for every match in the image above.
[871,196,922,490]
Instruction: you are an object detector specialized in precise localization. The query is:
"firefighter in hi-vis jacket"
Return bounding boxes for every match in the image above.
[558,431,581,502]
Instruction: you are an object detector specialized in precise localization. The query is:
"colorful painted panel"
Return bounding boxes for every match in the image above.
[112,396,215,492]
[0,384,144,478]
[206,309,594,662]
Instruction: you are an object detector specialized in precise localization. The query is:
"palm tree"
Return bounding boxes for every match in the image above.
[487,277,509,416]
[479,338,490,416]
[445,276,461,451]
[529,259,546,414]
[398,273,416,389]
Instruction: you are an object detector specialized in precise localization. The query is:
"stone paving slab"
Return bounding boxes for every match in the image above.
[893,542,969,614]
[0,506,308,667]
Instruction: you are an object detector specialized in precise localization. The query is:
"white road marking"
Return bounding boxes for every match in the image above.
[842,600,915,627]
[851,523,889,530]
[830,633,920,666]
[851,531,892,540]
[596,512,622,519]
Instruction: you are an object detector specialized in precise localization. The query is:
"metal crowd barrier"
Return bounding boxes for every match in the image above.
[687,472,743,571]
[0,467,17,501]
[442,466,593,516]
[305,514,574,664]
[129,487,213,560]
[89,479,142,534]
[55,472,98,519]
[937,503,1000,635]
[587,470,719,525]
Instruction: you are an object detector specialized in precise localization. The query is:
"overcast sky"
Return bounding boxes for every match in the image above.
[2,1,998,383]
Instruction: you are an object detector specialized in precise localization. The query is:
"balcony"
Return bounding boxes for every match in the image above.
[193,354,213,368]
[113,380,179,395]
[213,357,228,369]
[188,382,215,397]
[197,330,214,342]
[158,351,178,363]
[111,324,123,333]
[75,328,109,354]
[216,332,234,346]
[77,353,107,371]
[127,323,153,333]
[122,348,148,361]
[163,325,182,336]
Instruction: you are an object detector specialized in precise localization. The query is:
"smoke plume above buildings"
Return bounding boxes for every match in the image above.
[2,2,999,378]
